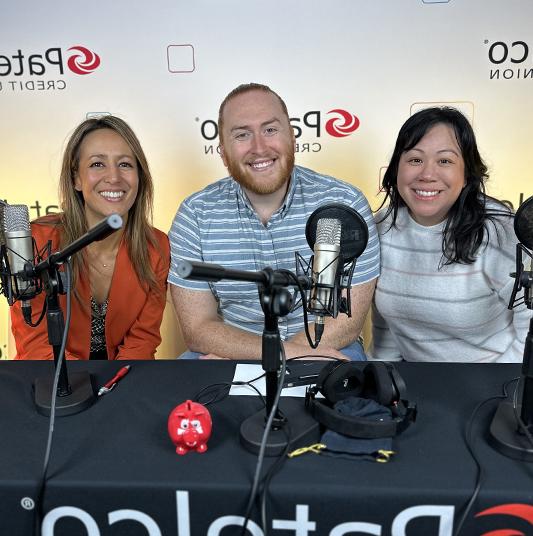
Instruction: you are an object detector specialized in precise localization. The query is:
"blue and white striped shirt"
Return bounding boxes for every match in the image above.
[168,165,380,340]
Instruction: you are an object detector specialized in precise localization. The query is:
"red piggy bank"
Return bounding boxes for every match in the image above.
[168,400,212,455]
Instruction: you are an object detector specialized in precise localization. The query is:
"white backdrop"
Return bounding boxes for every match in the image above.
[1,0,531,358]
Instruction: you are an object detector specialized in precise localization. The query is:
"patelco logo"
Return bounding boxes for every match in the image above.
[0,45,101,77]
[67,46,101,75]
[476,503,533,535]
[0,44,101,92]
[484,39,533,80]
[198,108,361,156]
[325,109,360,137]
[33,495,533,535]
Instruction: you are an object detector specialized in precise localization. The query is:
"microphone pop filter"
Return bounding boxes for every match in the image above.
[306,203,368,262]
[515,195,533,250]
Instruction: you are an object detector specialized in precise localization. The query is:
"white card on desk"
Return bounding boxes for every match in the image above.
[230,364,323,398]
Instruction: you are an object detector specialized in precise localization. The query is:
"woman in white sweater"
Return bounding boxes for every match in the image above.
[370,107,528,363]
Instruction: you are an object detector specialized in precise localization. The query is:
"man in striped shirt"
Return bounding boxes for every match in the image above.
[168,83,380,360]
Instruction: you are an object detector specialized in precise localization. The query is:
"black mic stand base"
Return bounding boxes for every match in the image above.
[489,400,533,462]
[34,371,95,417]
[240,399,320,456]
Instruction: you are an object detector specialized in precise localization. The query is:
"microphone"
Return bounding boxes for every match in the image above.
[34,213,123,274]
[508,195,533,310]
[308,218,342,343]
[490,195,533,461]
[515,195,533,249]
[3,204,38,319]
[0,201,7,302]
[0,200,6,249]
[304,203,369,344]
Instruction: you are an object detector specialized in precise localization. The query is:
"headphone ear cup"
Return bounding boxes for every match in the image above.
[320,362,365,404]
[315,361,340,393]
[362,362,395,406]
[386,363,407,401]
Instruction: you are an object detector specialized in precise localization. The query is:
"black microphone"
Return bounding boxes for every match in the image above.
[509,196,533,310]
[304,203,369,344]
[3,204,38,319]
[515,195,533,250]
[490,195,533,461]
[33,213,123,274]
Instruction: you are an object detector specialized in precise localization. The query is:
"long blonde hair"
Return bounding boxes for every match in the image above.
[58,115,159,292]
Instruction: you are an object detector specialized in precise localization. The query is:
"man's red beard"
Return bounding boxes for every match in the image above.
[226,152,295,195]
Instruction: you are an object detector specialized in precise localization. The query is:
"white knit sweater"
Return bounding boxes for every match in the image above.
[369,205,529,363]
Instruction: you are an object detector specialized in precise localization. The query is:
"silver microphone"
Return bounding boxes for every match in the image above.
[0,200,6,249]
[309,218,342,342]
[4,204,37,308]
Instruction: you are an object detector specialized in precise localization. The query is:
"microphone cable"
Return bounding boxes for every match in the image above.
[240,344,288,536]
[512,376,533,448]
[23,239,53,328]
[193,371,267,407]
[277,269,319,350]
[193,356,337,535]
[453,376,520,536]
[194,367,288,535]
[24,298,47,328]
[259,420,291,534]
[247,354,343,535]
[33,258,72,536]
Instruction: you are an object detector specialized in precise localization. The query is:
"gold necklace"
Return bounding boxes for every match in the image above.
[88,248,116,270]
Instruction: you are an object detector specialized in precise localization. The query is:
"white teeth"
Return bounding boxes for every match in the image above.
[250,160,273,169]
[415,190,439,197]
[100,191,124,199]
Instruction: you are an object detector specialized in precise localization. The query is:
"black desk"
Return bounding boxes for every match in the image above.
[0,360,532,536]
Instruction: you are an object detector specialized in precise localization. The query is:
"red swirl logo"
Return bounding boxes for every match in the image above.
[325,109,360,137]
[67,46,101,75]
[476,503,533,536]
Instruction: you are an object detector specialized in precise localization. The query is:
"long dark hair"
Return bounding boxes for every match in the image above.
[378,107,511,265]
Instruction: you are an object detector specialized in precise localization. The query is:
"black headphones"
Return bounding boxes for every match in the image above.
[305,361,417,439]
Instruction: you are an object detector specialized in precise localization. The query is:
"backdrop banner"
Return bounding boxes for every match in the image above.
[1,0,531,358]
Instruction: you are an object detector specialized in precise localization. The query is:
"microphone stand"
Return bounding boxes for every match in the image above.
[177,260,320,456]
[32,214,123,416]
[489,243,533,461]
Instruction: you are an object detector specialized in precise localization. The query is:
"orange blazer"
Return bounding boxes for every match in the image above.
[11,218,170,360]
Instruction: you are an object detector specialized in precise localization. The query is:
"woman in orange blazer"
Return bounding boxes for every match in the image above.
[11,115,170,360]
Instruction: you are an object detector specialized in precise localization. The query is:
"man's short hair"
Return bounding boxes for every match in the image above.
[217,83,290,142]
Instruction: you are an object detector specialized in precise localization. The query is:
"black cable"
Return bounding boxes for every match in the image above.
[277,269,318,349]
[242,356,338,533]
[286,354,343,363]
[453,377,519,536]
[259,422,291,534]
[193,356,333,534]
[194,371,268,407]
[24,299,47,328]
[33,259,72,536]
[512,376,533,448]
[193,382,233,406]
[240,345,288,536]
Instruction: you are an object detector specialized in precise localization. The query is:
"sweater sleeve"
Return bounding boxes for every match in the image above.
[368,301,403,361]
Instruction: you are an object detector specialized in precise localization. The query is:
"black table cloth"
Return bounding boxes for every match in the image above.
[0,360,531,536]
